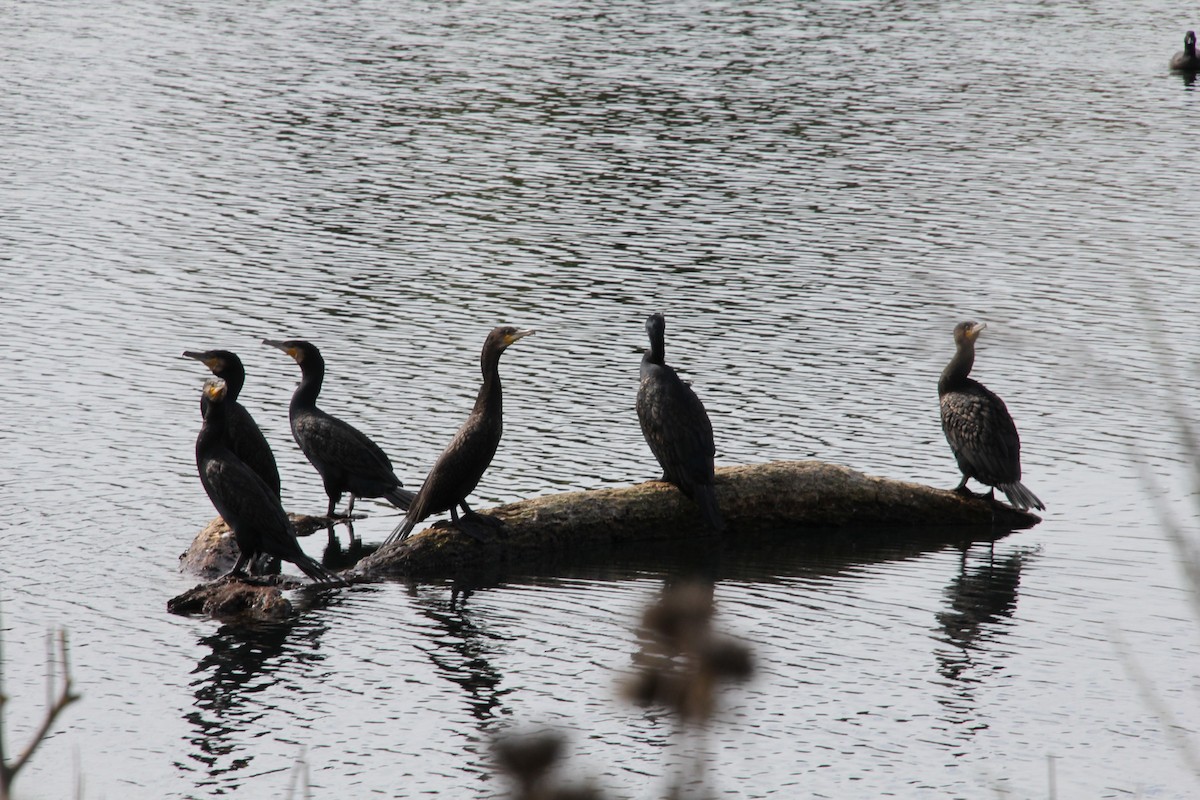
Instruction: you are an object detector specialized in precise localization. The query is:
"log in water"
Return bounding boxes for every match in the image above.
[171,460,1040,619]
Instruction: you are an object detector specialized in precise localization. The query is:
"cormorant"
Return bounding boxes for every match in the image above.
[195,378,342,583]
[263,339,415,517]
[384,326,534,545]
[1171,30,1198,71]
[635,313,723,531]
[182,349,281,499]
[938,321,1044,511]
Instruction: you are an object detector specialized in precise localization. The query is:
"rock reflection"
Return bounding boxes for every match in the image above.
[178,608,332,794]
[933,544,1037,741]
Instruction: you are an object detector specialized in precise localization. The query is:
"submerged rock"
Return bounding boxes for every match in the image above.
[167,577,294,621]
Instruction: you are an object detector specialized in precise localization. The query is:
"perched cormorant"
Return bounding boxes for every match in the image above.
[635,313,723,531]
[195,378,342,583]
[1171,30,1198,71]
[938,321,1044,511]
[263,339,415,517]
[384,326,534,545]
[182,349,281,499]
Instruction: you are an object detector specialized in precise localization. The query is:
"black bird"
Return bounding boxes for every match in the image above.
[635,313,723,531]
[263,339,415,517]
[195,378,342,583]
[182,349,282,499]
[938,321,1044,511]
[1170,30,1198,71]
[384,326,534,545]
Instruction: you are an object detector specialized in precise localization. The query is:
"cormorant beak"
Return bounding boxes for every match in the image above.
[182,351,223,372]
[507,329,535,346]
[968,322,987,339]
[263,339,301,362]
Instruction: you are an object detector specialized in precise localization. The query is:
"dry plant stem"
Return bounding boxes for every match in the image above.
[0,629,81,800]
[1111,625,1200,780]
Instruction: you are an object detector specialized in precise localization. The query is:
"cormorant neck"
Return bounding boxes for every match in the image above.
[197,400,227,453]
[940,338,975,390]
[292,355,325,410]
[220,368,246,401]
[475,346,504,413]
[646,332,665,366]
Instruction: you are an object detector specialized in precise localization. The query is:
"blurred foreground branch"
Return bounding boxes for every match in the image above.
[0,620,81,800]
[494,581,755,800]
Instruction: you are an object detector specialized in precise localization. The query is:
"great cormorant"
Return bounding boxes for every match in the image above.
[1171,31,1198,71]
[195,378,342,583]
[384,326,534,545]
[635,313,723,531]
[938,321,1044,511]
[182,348,281,499]
[263,339,415,517]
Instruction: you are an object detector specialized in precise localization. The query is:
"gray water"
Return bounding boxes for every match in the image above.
[4,0,1200,797]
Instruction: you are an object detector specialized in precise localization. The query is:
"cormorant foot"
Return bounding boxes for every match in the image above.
[458,512,507,542]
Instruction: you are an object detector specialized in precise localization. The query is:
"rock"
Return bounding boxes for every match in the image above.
[166,577,294,621]
[171,460,1042,617]
[178,513,356,578]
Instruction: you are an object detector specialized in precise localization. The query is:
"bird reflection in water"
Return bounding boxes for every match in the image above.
[933,543,1038,741]
[411,585,512,731]
[178,605,333,793]
[319,519,379,572]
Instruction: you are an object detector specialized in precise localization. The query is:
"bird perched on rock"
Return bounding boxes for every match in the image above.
[384,326,534,545]
[938,321,1044,511]
[635,313,723,531]
[263,339,414,517]
[195,378,342,584]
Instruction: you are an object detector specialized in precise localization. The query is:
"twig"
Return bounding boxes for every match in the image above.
[0,628,81,799]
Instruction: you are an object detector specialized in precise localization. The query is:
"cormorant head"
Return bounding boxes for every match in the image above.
[489,326,535,351]
[182,349,243,379]
[644,313,667,361]
[480,327,534,373]
[645,312,666,340]
[263,339,318,365]
[202,377,228,405]
[953,321,987,345]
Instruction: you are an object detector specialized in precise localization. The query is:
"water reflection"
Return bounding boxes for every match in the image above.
[318,519,379,572]
[411,586,513,730]
[179,605,333,795]
[933,544,1037,745]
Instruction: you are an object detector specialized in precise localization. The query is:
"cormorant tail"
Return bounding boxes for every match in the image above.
[694,484,725,532]
[384,485,417,511]
[384,515,417,546]
[999,481,1044,512]
[296,554,348,586]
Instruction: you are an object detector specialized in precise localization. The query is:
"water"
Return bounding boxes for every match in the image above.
[3,0,1200,797]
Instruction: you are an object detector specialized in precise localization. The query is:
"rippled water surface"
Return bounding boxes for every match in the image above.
[4,1,1200,797]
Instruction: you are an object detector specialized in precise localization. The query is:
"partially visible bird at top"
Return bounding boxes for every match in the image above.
[263,339,414,518]
[195,377,343,584]
[938,321,1044,512]
[182,348,281,499]
[1170,30,1198,71]
[384,326,534,545]
[635,312,724,532]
